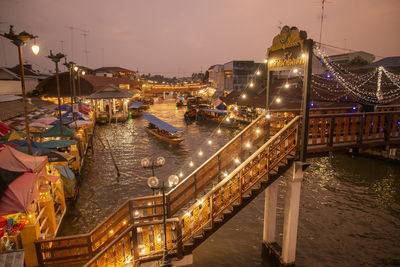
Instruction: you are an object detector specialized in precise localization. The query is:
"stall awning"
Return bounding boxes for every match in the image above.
[143,114,182,133]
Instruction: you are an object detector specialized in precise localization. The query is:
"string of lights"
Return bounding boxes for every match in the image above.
[314,46,400,104]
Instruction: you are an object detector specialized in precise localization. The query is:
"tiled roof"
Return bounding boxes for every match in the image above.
[86,85,133,99]
[365,57,400,68]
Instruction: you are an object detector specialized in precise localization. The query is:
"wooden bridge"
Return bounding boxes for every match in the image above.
[34,106,400,266]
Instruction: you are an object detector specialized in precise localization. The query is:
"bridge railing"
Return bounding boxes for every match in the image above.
[307,111,400,153]
[34,195,164,266]
[84,219,181,267]
[179,116,300,242]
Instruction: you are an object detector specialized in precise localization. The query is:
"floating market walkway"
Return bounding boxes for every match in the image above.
[34,106,400,266]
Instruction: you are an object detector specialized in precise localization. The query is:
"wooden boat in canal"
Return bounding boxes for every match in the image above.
[143,114,184,144]
[196,108,237,127]
[128,101,144,117]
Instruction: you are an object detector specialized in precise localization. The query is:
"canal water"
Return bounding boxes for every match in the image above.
[59,98,400,266]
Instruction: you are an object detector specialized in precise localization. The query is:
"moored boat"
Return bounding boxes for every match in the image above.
[143,114,184,144]
[128,102,144,117]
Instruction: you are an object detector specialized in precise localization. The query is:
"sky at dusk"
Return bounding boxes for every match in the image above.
[0,0,399,77]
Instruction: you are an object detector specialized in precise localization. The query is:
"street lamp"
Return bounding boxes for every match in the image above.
[1,25,40,155]
[47,51,65,138]
[147,174,179,267]
[141,156,166,178]
[77,68,86,100]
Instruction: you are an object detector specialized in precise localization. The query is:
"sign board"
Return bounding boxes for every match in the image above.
[72,103,79,113]
[266,26,308,71]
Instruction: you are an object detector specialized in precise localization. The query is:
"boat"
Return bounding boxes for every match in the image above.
[196,109,237,126]
[184,108,197,122]
[128,101,144,117]
[143,114,184,144]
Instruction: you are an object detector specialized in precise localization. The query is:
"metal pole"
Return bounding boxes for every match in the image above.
[72,70,77,103]
[69,66,73,103]
[78,71,81,100]
[161,181,169,266]
[299,39,313,162]
[17,45,32,155]
[55,61,64,138]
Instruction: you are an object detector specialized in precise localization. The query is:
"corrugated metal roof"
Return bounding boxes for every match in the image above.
[86,85,133,99]
[143,114,181,133]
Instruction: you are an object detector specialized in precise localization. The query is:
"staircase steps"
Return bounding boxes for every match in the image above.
[39,217,48,231]
[214,216,223,223]
[39,227,49,239]
[222,207,233,215]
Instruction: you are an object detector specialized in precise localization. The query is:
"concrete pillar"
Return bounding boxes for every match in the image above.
[282,162,304,265]
[263,179,278,243]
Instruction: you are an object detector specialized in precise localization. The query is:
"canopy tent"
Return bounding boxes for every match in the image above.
[0,171,59,216]
[129,102,143,109]
[79,103,91,115]
[0,131,26,142]
[0,172,39,215]
[40,139,77,149]
[41,124,75,138]
[6,140,50,156]
[56,104,72,112]
[31,117,58,127]
[67,120,93,128]
[45,151,74,163]
[0,168,23,199]
[201,109,230,114]
[54,165,76,198]
[0,122,11,137]
[143,114,182,133]
[49,118,74,126]
[0,145,48,173]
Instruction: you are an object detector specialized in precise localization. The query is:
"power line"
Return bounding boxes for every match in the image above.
[315,41,386,59]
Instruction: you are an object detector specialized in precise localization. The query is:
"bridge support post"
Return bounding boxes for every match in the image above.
[281,161,303,265]
[263,179,278,243]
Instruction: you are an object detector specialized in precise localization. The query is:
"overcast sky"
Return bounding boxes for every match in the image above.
[0,0,399,77]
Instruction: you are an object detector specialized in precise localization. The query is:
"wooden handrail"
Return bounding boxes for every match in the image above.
[34,206,46,225]
[180,116,301,220]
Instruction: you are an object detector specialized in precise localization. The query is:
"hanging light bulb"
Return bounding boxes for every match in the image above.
[266,114,271,119]
[256,71,261,75]
[234,158,240,164]
[234,106,238,111]
[263,59,268,63]
[242,94,246,99]
[198,151,203,156]
[301,53,306,58]
[249,82,254,87]
[31,40,40,55]
[276,97,281,103]
[293,68,298,73]
[226,117,230,122]
[81,70,86,75]
[208,140,212,145]
[217,129,221,134]
[256,128,260,134]
[246,142,251,148]
[189,161,194,167]
[284,82,289,88]
[74,66,79,72]
[179,172,183,177]
[223,172,228,177]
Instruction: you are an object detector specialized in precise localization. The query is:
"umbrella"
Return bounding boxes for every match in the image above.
[0,145,48,173]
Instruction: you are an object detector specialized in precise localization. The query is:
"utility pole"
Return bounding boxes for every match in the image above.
[80,30,89,67]
[47,51,65,138]
[319,0,326,48]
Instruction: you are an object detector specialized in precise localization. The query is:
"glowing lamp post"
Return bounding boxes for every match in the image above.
[147,174,179,267]
[1,25,40,155]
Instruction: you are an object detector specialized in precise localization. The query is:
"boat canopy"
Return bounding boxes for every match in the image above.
[143,114,182,133]
[202,109,230,114]
[129,102,143,109]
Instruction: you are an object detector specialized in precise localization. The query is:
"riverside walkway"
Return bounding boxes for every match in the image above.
[34,106,400,266]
